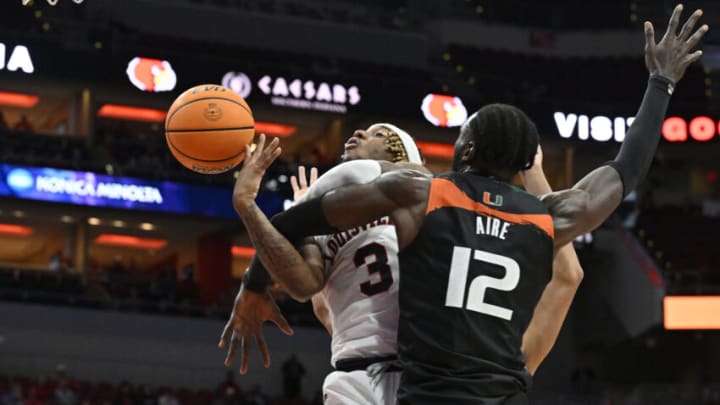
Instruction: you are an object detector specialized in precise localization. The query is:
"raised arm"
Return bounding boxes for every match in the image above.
[519,146,584,375]
[547,5,707,246]
[231,137,327,301]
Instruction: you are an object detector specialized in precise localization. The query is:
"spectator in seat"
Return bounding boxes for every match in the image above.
[215,371,242,403]
[157,389,180,405]
[0,382,24,405]
[281,355,306,399]
[13,114,34,132]
[244,385,270,405]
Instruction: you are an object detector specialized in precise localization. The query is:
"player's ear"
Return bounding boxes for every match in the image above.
[460,141,476,163]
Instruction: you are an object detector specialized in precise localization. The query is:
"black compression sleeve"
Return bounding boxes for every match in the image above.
[607,75,674,196]
[242,196,337,292]
[270,196,338,244]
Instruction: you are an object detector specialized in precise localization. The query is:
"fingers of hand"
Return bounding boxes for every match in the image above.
[683,49,704,65]
[255,133,267,155]
[219,321,232,348]
[271,311,294,336]
[309,167,318,185]
[684,24,709,52]
[265,137,280,156]
[263,137,280,163]
[290,175,299,192]
[298,166,307,188]
[645,21,656,50]
[224,332,240,366]
[256,335,271,368]
[244,144,254,164]
[240,337,250,375]
[678,9,703,41]
[665,4,684,38]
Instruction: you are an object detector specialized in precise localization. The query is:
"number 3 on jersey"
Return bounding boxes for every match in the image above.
[445,246,520,320]
[354,242,394,296]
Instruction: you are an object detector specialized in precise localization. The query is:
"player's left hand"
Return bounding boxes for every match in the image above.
[644,4,707,84]
[232,134,281,214]
[291,165,318,202]
[219,285,294,374]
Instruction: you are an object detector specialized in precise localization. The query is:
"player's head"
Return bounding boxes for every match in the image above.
[452,103,538,181]
[342,123,423,164]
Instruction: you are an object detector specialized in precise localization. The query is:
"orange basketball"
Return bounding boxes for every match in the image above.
[165,84,254,174]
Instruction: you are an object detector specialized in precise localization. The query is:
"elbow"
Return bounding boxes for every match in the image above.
[289,291,313,303]
[571,266,584,285]
[560,266,584,287]
[284,286,315,303]
[285,282,322,303]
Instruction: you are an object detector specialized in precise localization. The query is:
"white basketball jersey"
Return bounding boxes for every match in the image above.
[295,160,399,367]
[313,220,400,366]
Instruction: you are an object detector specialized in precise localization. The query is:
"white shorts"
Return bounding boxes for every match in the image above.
[323,368,401,405]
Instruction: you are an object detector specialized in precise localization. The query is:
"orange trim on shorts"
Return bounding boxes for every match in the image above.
[426,178,555,239]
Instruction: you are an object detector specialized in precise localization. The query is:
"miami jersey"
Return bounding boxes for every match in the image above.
[397,172,554,404]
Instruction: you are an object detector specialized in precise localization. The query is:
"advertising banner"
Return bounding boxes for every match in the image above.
[0,164,282,218]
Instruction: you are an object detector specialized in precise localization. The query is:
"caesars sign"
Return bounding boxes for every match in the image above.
[223,71,360,114]
[554,112,720,143]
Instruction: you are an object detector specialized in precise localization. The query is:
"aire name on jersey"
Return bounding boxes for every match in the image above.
[326,216,393,257]
[476,215,511,240]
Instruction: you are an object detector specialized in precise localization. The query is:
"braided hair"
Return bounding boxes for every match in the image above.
[462,103,538,178]
[384,131,412,163]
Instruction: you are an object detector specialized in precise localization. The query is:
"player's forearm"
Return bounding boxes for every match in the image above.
[607,75,673,196]
[520,166,552,197]
[273,171,425,241]
[522,243,583,375]
[552,243,584,285]
[237,201,324,299]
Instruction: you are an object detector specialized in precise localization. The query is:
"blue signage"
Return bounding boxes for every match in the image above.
[0,164,282,219]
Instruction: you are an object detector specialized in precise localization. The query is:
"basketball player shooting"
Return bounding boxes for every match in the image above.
[230,5,707,404]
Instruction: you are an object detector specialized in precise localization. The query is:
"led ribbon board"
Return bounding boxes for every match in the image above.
[0,164,282,219]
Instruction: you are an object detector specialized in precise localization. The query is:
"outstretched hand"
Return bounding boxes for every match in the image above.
[232,134,282,214]
[644,4,708,84]
[219,286,294,375]
[291,166,318,202]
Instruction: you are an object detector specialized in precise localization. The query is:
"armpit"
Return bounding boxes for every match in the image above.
[541,189,590,246]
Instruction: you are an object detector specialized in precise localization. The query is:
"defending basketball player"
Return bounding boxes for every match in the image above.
[222,125,583,405]
[231,6,706,404]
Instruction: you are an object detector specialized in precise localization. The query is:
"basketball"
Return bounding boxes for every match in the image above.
[165,84,255,174]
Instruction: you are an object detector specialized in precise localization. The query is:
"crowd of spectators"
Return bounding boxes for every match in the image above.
[0,362,320,405]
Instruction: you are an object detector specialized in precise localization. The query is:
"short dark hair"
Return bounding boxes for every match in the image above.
[463,103,539,178]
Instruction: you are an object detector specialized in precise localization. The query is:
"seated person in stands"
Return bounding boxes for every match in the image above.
[13,114,34,132]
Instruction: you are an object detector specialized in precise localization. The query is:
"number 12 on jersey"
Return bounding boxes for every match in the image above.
[445,246,520,320]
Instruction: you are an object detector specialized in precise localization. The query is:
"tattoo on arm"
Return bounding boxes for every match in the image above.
[240,201,325,300]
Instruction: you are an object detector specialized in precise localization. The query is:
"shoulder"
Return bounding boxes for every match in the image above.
[301,160,383,201]
[378,161,433,175]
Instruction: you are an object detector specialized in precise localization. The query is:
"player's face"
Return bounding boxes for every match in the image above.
[342,125,395,162]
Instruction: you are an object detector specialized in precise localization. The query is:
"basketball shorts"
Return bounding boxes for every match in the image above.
[323,361,401,405]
